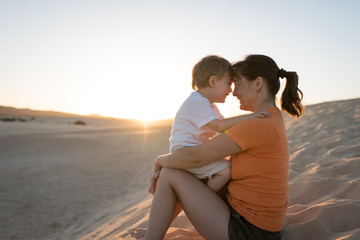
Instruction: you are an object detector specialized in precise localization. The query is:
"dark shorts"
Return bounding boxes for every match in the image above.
[227,201,282,240]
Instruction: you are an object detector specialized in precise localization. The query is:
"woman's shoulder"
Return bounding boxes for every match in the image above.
[228,117,266,136]
[227,111,284,137]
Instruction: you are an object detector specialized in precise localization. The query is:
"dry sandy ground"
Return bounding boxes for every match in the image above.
[0,117,171,240]
[1,98,360,240]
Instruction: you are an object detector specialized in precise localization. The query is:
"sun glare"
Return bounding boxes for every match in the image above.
[79,59,187,121]
[140,115,158,122]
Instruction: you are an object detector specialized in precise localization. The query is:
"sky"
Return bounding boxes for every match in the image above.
[1,0,359,121]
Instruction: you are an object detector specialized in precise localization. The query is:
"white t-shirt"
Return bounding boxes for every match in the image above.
[170,91,223,152]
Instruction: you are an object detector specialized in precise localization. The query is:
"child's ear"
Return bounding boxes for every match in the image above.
[209,75,216,87]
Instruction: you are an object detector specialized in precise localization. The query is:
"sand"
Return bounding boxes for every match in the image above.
[0,117,172,240]
[1,98,359,240]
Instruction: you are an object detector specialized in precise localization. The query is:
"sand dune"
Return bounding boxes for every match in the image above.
[281,99,360,240]
[1,98,359,240]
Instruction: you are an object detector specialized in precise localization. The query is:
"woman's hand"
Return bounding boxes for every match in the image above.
[149,154,168,195]
[154,159,162,173]
[154,154,170,172]
[148,169,161,195]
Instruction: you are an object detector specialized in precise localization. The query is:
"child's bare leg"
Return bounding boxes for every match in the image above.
[206,166,231,192]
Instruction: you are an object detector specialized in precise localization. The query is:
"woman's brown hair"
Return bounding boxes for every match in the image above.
[232,54,304,118]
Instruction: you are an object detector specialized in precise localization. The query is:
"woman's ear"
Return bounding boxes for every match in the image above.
[208,75,216,87]
[255,77,264,91]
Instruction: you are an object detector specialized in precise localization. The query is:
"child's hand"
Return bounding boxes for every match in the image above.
[250,110,270,119]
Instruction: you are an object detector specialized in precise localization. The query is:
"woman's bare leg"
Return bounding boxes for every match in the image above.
[130,202,182,239]
[145,167,230,240]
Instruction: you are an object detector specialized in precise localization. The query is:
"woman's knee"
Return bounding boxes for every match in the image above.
[157,168,180,189]
[159,168,191,186]
[160,167,183,180]
[159,167,172,178]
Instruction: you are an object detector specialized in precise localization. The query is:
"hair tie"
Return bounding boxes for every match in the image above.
[278,68,286,79]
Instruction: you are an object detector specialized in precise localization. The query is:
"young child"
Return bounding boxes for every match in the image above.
[170,55,269,192]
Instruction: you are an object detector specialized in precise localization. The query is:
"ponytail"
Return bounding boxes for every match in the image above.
[279,70,304,118]
[233,55,304,118]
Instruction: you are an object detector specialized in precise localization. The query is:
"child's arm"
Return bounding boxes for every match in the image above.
[205,110,270,133]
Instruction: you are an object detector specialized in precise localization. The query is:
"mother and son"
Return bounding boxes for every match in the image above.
[132,54,304,240]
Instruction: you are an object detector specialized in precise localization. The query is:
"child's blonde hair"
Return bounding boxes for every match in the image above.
[192,55,233,90]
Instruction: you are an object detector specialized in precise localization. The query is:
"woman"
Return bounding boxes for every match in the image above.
[139,54,303,240]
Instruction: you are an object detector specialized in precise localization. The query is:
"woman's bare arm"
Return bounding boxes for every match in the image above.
[155,133,241,172]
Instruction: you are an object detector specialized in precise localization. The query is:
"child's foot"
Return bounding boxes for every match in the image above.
[130,228,147,239]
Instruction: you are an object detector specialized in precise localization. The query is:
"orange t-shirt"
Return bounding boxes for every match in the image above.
[225,108,289,232]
